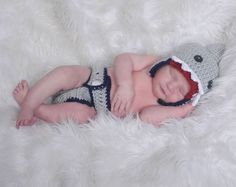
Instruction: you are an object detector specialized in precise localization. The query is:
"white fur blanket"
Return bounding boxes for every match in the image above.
[1,0,236,186]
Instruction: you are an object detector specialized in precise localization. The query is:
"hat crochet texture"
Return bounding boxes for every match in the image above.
[172,43,225,94]
[149,42,225,106]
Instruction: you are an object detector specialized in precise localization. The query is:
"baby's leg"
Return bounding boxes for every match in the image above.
[13,80,96,128]
[34,103,96,124]
[16,65,91,126]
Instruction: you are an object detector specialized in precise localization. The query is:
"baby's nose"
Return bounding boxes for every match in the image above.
[168,82,179,92]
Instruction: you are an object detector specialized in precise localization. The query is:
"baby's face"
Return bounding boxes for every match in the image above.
[152,65,190,103]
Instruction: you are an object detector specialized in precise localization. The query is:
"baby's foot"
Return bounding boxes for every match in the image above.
[13,80,37,128]
[16,108,37,129]
[13,80,29,106]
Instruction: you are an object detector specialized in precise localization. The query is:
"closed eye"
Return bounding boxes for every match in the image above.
[170,70,178,81]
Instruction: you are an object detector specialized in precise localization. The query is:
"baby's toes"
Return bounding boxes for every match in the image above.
[16,120,22,129]
[21,80,27,84]
[13,85,19,93]
[20,119,27,125]
[15,83,22,92]
[22,80,29,90]
[19,119,29,127]
[13,89,18,95]
[19,81,24,90]
[21,118,37,127]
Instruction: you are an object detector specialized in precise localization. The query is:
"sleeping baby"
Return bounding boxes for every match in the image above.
[13,43,224,129]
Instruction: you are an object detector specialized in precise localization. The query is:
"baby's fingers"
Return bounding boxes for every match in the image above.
[184,102,194,111]
[125,100,133,113]
[181,103,194,116]
[112,96,122,113]
[118,100,127,115]
[111,95,119,111]
[112,98,127,117]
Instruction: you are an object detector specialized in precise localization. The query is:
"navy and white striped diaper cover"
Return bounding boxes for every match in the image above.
[51,67,111,113]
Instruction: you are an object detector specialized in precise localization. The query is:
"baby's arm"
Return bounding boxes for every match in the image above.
[111,53,160,117]
[139,103,194,126]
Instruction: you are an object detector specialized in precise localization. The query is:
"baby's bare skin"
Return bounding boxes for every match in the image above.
[108,67,157,114]
[14,66,92,128]
[13,67,155,128]
[109,53,193,123]
[13,80,38,128]
[13,80,96,129]
[13,53,194,128]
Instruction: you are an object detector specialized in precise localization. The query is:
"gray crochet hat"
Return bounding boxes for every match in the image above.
[149,43,225,106]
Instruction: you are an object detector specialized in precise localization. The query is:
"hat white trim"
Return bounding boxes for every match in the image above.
[172,56,204,106]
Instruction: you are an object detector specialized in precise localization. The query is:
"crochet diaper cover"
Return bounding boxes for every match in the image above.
[51,67,111,113]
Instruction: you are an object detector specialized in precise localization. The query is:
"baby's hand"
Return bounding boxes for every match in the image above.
[111,84,134,117]
[179,102,194,117]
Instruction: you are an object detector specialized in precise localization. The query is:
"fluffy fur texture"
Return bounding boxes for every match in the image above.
[1,0,236,186]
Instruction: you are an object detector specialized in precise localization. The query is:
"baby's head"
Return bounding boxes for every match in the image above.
[149,43,225,106]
